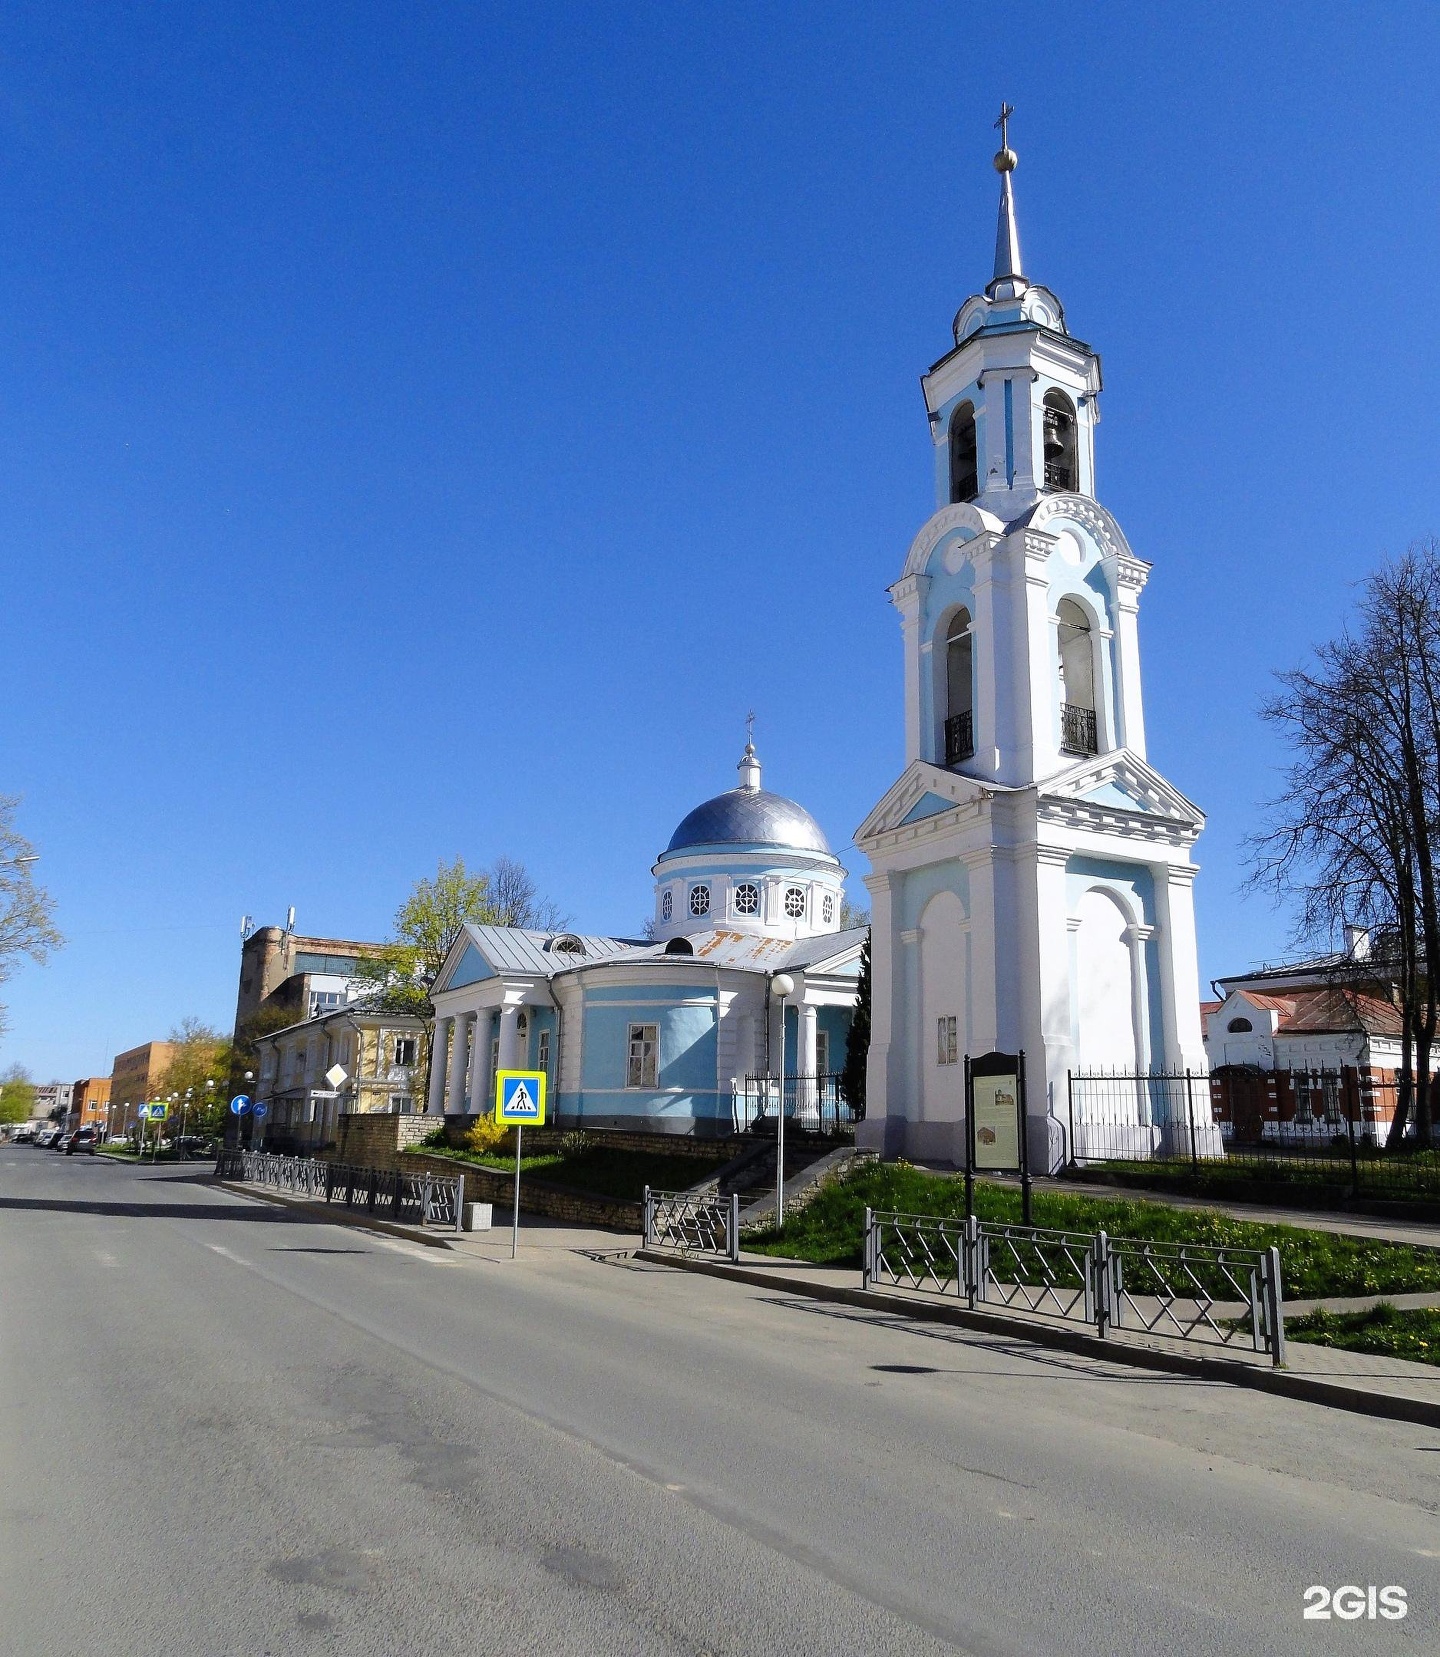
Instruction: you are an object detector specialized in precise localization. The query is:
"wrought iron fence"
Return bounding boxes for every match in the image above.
[643,1187,740,1262]
[216,1149,463,1232]
[944,710,974,766]
[1060,702,1098,756]
[862,1208,1284,1364]
[733,1073,856,1137]
[1067,1067,1440,1203]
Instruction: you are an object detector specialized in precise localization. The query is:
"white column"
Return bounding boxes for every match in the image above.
[468,1012,491,1115]
[961,848,1000,1054]
[1152,864,1207,1072]
[1100,553,1149,758]
[1020,530,1059,783]
[971,539,1002,779]
[426,1018,450,1114]
[890,574,929,766]
[446,1012,469,1115]
[860,870,897,1152]
[497,1003,523,1072]
[798,999,818,1121]
[1023,845,1075,1157]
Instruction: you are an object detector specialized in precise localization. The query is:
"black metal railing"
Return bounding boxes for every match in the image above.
[1066,1068,1440,1204]
[944,710,974,766]
[643,1187,740,1263]
[733,1073,855,1137]
[1060,702,1098,755]
[216,1149,464,1231]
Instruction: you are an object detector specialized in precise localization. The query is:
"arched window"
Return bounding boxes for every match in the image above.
[734,883,759,916]
[944,609,974,765]
[1042,389,1078,492]
[1227,1017,1253,1034]
[1057,598,1098,756]
[949,401,978,503]
[689,884,710,917]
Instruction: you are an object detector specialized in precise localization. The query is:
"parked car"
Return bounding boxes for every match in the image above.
[35,1126,61,1148]
[66,1127,99,1155]
[12,1122,38,1144]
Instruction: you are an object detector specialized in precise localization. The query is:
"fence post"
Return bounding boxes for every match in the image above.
[1265,1245,1285,1368]
[1343,1067,1361,1198]
[643,1186,653,1250]
[862,1207,873,1289]
[1185,1071,1199,1173]
[964,1214,979,1310]
[453,1175,463,1235]
[1093,1231,1110,1338]
[729,1191,740,1263]
[1067,1070,1076,1167]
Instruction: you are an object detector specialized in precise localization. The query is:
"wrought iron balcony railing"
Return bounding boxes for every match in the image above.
[944,710,975,766]
[1060,702,1098,756]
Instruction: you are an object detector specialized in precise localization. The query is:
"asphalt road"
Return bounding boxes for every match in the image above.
[2,1151,1437,1657]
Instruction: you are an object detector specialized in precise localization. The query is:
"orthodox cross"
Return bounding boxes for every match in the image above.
[745,709,756,748]
[994,102,1014,148]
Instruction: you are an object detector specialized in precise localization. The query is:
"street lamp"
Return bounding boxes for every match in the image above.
[771,973,795,1227]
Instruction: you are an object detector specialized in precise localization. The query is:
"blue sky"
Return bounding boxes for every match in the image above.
[4,3,1439,1081]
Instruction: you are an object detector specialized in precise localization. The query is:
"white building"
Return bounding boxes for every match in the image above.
[856,117,1210,1170]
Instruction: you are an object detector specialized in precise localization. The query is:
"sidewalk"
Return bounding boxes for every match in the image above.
[638,1246,1440,1428]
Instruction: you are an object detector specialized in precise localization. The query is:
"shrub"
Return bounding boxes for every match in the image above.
[464,1116,513,1156]
[559,1129,592,1158]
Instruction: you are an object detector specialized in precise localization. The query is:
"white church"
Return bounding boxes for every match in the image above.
[855,115,1210,1171]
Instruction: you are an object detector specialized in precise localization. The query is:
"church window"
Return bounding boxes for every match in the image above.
[735,883,759,916]
[822,894,835,926]
[538,1029,551,1077]
[1227,1017,1253,1034]
[1042,390,1078,492]
[784,885,806,919]
[936,1016,958,1066]
[1057,598,1099,756]
[627,1023,658,1088]
[689,884,710,917]
[517,1011,528,1053]
[945,609,975,766]
[661,891,672,922]
[949,401,978,503]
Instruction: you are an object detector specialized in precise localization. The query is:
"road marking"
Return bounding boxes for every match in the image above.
[94,1251,120,1268]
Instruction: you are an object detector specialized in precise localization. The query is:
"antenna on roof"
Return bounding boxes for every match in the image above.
[240,914,254,940]
[286,906,296,934]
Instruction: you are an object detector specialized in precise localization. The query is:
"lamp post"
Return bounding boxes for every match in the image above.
[243,1071,254,1148]
[771,973,795,1227]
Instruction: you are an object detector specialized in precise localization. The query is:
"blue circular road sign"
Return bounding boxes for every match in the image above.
[229,1094,252,1115]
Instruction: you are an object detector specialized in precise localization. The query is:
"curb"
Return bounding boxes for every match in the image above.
[636,1250,1440,1431]
[214,1179,457,1249]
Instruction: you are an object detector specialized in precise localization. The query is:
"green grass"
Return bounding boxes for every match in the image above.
[746,1161,1440,1299]
[404,1143,730,1203]
[1288,1303,1440,1366]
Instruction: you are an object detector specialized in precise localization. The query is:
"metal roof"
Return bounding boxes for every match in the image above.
[459,925,642,978]
[662,787,833,858]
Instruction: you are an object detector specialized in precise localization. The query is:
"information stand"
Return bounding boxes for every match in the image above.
[963,1050,1031,1224]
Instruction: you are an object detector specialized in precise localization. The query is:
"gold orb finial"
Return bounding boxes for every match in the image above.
[992,101,1016,173]
[993,146,1017,173]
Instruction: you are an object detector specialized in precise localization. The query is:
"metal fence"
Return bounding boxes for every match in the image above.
[216,1149,463,1233]
[1067,1067,1440,1203]
[643,1187,741,1263]
[733,1073,856,1138]
[862,1207,1284,1365]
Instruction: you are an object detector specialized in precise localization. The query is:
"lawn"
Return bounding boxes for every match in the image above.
[405,1142,731,1203]
[745,1160,1440,1299]
[1288,1303,1440,1367]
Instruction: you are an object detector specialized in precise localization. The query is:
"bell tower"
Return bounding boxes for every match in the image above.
[856,110,1211,1172]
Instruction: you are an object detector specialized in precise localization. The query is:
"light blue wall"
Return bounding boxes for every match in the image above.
[899,858,972,933]
[445,943,493,990]
[569,984,724,1128]
[817,1005,851,1072]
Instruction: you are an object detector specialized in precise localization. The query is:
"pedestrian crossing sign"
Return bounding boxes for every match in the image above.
[495,1070,547,1125]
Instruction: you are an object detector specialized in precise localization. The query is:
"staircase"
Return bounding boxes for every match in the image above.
[685,1134,869,1231]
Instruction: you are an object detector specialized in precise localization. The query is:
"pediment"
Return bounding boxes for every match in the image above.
[856,762,990,843]
[432,933,495,996]
[1040,751,1203,827]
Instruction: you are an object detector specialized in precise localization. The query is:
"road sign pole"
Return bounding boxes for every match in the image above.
[512,1124,522,1260]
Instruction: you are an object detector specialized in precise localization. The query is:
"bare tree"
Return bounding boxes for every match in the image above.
[0,796,63,1046]
[1249,539,1440,1148]
[488,856,571,931]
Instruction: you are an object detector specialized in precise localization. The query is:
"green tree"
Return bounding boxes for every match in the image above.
[154,1019,232,1139]
[840,930,871,1118]
[0,1062,36,1125]
[0,797,63,1046]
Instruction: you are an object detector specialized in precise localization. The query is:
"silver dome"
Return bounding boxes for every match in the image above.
[663,788,833,858]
